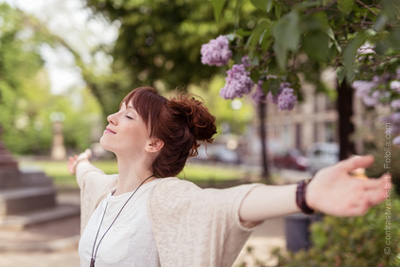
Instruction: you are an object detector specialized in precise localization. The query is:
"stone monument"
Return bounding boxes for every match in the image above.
[0,126,79,229]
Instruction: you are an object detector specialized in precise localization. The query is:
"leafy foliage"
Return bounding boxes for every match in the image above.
[209,0,400,90]
[0,3,102,154]
[272,193,400,266]
[80,0,265,115]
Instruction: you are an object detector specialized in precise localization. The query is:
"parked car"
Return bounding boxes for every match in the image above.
[272,148,309,171]
[212,144,241,164]
[192,144,241,164]
[307,142,339,175]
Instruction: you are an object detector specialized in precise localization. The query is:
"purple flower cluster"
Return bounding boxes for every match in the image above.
[252,81,267,104]
[390,80,400,94]
[352,80,380,107]
[201,35,232,66]
[266,82,297,110]
[391,99,400,110]
[219,64,254,99]
[384,112,400,146]
[357,43,375,56]
[353,77,400,145]
[278,87,297,110]
[241,55,251,68]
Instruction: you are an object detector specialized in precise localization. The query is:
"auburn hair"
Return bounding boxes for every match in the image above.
[121,87,217,177]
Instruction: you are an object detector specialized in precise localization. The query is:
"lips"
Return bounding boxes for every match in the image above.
[105,127,116,134]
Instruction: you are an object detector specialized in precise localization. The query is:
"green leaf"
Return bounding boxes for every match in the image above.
[235,28,252,38]
[388,27,400,50]
[273,11,300,51]
[327,28,342,53]
[250,69,261,83]
[338,0,354,15]
[273,42,287,70]
[374,13,388,32]
[374,40,389,56]
[211,0,227,23]
[275,3,282,18]
[322,0,331,5]
[247,19,269,50]
[250,0,272,11]
[343,33,366,82]
[265,78,281,95]
[336,66,345,86]
[303,31,330,62]
[266,0,273,12]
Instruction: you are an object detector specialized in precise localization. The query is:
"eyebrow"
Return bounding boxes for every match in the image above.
[126,105,139,114]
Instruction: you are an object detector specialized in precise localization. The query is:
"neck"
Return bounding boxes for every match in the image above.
[114,156,154,196]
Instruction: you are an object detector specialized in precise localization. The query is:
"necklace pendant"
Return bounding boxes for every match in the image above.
[90,258,95,267]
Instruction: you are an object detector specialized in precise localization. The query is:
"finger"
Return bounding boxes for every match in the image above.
[337,155,374,172]
[363,173,391,189]
[346,202,369,216]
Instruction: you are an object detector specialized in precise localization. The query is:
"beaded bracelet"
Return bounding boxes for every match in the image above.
[296,178,315,214]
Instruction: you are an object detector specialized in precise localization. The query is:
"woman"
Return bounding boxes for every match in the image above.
[68,86,390,267]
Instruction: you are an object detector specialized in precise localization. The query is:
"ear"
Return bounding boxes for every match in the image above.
[145,138,164,153]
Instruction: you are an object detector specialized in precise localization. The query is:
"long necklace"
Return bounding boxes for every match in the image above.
[90,174,155,267]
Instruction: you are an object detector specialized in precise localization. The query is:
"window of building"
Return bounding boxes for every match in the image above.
[325,121,337,142]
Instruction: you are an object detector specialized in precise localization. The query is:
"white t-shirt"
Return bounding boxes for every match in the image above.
[78,179,161,267]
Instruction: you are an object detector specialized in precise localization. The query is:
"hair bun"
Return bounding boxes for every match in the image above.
[169,93,217,143]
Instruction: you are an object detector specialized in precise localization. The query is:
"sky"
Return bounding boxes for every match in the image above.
[3,0,119,94]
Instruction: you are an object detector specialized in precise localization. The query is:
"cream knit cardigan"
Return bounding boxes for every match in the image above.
[76,162,261,267]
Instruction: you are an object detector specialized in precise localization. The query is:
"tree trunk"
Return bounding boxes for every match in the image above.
[337,81,356,160]
[259,102,270,183]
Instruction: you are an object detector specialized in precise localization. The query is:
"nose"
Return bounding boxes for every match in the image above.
[107,112,118,125]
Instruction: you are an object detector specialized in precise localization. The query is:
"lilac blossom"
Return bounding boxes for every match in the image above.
[380,115,392,123]
[390,80,400,94]
[219,64,254,99]
[267,82,289,104]
[391,124,400,135]
[393,135,400,146]
[241,55,251,68]
[266,82,297,110]
[391,99,400,110]
[396,69,400,80]
[357,42,375,55]
[391,112,400,123]
[352,80,383,107]
[252,81,267,104]
[267,91,280,104]
[362,91,380,107]
[201,35,232,66]
[382,114,400,133]
[352,81,377,98]
[277,87,297,111]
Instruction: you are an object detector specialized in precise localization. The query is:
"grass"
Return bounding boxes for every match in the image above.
[19,160,251,188]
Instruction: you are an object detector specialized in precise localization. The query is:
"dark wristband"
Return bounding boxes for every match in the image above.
[296,178,315,214]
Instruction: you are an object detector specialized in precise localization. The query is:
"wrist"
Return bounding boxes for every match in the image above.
[73,149,92,173]
[296,178,315,214]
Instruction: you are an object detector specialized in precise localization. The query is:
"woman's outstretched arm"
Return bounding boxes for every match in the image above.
[239,155,391,223]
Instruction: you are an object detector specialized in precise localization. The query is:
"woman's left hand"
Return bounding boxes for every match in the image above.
[306,155,391,216]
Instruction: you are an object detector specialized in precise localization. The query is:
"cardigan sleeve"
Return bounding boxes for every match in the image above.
[148,178,263,267]
[76,161,117,232]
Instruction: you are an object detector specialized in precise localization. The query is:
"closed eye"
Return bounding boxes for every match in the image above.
[125,115,133,120]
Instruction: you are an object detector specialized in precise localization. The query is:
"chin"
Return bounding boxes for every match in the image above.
[99,135,114,153]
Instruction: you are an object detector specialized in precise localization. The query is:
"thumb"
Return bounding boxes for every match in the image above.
[337,155,375,172]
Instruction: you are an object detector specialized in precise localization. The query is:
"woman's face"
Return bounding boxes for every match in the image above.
[100,101,150,157]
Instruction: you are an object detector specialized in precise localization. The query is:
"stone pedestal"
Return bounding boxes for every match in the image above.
[0,126,79,229]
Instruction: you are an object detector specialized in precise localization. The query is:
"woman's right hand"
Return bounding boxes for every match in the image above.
[68,149,92,175]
